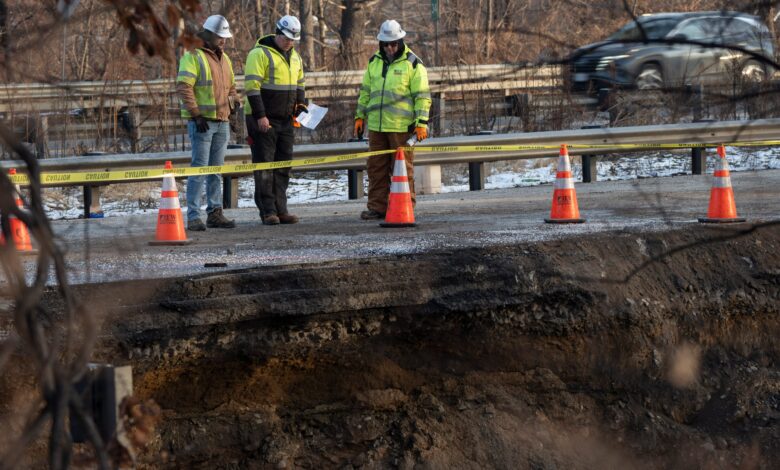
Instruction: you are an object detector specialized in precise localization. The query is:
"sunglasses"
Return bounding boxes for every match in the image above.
[381,41,400,48]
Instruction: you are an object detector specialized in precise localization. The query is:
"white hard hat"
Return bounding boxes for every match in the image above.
[203,15,232,38]
[276,15,301,41]
[377,20,406,42]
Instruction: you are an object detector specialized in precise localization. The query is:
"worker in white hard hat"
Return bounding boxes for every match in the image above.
[243,15,307,225]
[177,14,238,231]
[354,20,431,220]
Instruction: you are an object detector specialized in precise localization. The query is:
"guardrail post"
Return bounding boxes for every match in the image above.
[466,130,494,191]
[82,151,106,218]
[581,154,598,183]
[580,125,603,182]
[689,109,713,175]
[468,162,485,191]
[415,165,442,194]
[222,144,245,208]
[82,186,104,219]
[222,176,238,208]
[348,169,364,199]
[691,147,705,175]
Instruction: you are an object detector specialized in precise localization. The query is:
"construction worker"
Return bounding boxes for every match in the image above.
[244,15,307,225]
[177,14,237,231]
[354,20,431,220]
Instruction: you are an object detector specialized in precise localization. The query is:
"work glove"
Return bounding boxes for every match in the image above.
[194,115,209,133]
[354,118,364,138]
[294,103,309,117]
[415,126,428,142]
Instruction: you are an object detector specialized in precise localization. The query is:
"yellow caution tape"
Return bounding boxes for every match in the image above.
[7,140,780,186]
[413,140,780,152]
[7,148,397,186]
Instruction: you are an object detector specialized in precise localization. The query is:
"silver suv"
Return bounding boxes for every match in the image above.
[570,11,775,92]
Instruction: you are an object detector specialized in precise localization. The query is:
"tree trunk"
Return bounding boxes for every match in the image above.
[485,0,493,59]
[338,0,369,69]
[77,0,94,80]
[0,0,8,80]
[300,0,315,69]
[254,0,263,39]
[317,0,326,68]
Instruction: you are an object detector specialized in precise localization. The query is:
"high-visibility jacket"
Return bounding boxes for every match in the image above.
[356,45,431,132]
[244,35,306,119]
[177,48,235,120]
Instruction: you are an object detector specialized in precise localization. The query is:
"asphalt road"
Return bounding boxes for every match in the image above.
[26,169,780,285]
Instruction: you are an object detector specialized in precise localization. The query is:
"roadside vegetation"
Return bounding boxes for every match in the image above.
[0,2,779,468]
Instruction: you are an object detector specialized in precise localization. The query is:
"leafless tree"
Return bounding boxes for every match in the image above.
[0,2,194,467]
[300,0,315,69]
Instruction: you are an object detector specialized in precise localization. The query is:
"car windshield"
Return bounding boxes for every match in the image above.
[608,18,681,41]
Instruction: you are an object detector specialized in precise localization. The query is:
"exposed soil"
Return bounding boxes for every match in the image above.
[4,223,780,468]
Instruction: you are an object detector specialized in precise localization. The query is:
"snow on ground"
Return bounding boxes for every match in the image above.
[41,145,780,220]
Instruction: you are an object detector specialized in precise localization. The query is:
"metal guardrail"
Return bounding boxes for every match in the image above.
[0,65,561,113]
[3,118,777,217]
[2,118,778,174]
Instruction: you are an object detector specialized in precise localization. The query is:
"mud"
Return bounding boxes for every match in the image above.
[5,223,780,468]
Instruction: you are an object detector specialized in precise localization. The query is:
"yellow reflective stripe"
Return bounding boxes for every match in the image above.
[261,47,274,84]
[368,103,414,119]
[369,90,414,107]
[194,50,212,86]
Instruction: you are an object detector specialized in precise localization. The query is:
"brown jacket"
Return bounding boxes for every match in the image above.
[177,46,238,122]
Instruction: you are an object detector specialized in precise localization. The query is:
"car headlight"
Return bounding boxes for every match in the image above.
[596,55,630,70]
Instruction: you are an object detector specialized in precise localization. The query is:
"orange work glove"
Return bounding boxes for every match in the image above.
[354,118,364,138]
[415,126,428,141]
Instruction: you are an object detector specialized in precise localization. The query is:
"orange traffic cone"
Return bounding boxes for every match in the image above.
[2,168,36,253]
[149,161,192,245]
[380,147,416,228]
[545,144,585,224]
[698,145,745,223]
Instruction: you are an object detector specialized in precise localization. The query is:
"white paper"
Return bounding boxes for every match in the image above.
[296,103,328,130]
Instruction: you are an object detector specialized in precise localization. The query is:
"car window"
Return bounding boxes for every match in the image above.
[722,19,763,48]
[608,18,680,41]
[674,19,716,41]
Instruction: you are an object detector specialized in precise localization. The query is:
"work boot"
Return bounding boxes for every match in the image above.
[206,208,236,228]
[188,218,206,231]
[278,213,299,224]
[360,210,385,220]
[262,214,280,225]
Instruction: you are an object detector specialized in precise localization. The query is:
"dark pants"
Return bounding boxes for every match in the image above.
[367,131,415,213]
[247,116,295,217]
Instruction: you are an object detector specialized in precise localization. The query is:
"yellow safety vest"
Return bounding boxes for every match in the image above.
[243,35,306,118]
[177,49,234,119]
[356,45,431,133]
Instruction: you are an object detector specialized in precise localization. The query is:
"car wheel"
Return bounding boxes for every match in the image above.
[635,64,663,90]
[741,60,766,83]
